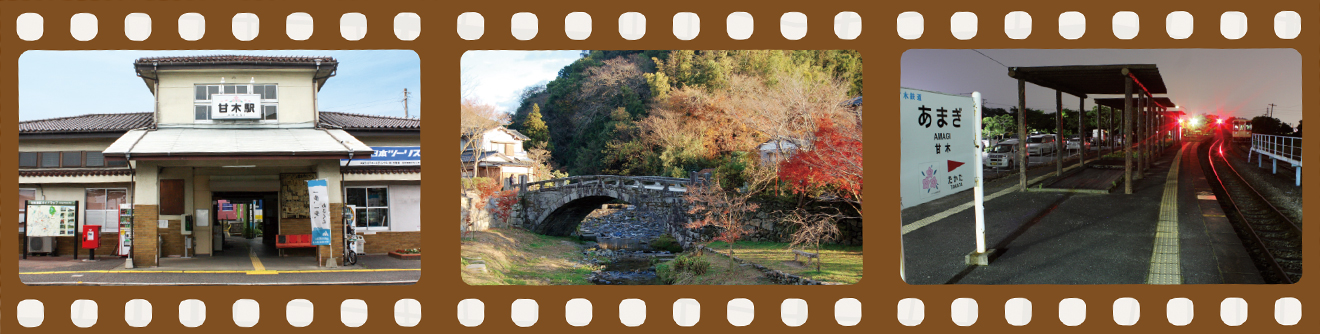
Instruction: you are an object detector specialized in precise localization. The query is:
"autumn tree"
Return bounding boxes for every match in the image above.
[460,98,506,185]
[786,209,842,272]
[779,117,863,217]
[684,178,760,268]
[521,103,550,150]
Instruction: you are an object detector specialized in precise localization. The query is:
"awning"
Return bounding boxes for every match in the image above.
[1092,97,1178,110]
[1008,64,1167,98]
[104,128,374,160]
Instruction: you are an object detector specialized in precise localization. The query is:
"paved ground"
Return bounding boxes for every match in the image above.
[902,138,1262,284]
[19,238,420,285]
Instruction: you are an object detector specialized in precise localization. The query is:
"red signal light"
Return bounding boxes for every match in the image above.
[1217,119,1224,125]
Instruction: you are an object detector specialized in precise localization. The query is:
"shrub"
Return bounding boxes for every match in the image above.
[649,235,684,253]
[656,253,711,284]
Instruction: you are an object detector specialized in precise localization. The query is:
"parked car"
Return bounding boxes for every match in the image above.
[1066,136,1092,151]
[1025,135,1057,156]
[987,140,1019,168]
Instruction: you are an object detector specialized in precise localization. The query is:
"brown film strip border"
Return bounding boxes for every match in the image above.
[0,1,1314,333]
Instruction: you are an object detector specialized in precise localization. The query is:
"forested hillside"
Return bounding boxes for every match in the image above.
[506,50,863,181]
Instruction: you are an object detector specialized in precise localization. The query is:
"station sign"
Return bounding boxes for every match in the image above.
[210,94,263,119]
[901,88,977,209]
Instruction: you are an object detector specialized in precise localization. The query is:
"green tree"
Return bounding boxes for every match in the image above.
[521,103,550,150]
[982,114,1017,139]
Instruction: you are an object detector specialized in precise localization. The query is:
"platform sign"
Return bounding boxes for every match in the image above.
[901,88,977,209]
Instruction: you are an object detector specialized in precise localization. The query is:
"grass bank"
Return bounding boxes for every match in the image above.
[461,228,597,285]
[705,241,863,284]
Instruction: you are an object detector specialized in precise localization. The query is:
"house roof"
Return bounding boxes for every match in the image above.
[134,55,339,92]
[136,55,336,65]
[19,112,154,134]
[103,128,374,160]
[461,150,533,166]
[20,112,417,135]
[319,112,420,131]
[19,169,133,177]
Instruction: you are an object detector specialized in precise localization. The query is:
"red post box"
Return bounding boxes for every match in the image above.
[82,225,101,260]
[82,225,100,249]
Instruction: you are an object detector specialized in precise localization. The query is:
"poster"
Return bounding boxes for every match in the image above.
[25,200,78,237]
[900,88,977,209]
[307,179,331,246]
[280,173,317,218]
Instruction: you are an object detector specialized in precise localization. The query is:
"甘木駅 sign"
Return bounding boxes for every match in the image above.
[901,88,976,209]
[210,94,262,119]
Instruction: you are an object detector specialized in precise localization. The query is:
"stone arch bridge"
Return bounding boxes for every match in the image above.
[510,175,696,238]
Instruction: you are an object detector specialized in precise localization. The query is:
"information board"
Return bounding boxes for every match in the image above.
[25,200,79,237]
[901,88,977,209]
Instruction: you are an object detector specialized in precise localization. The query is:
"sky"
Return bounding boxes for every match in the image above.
[19,50,420,121]
[460,50,584,113]
[901,49,1303,125]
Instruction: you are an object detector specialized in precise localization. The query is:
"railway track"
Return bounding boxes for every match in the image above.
[1201,137,1303,284]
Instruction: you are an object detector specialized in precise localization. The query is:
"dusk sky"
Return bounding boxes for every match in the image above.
[19,50,420,121]
[901,49,1302,125]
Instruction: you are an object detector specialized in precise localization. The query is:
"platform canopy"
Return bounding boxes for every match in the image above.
[1092,97,1178,110]
[1008,64,1167,98]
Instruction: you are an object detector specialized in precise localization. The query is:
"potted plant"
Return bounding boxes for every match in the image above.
[389,248,422,260]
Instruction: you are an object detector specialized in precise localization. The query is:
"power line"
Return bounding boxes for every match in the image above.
[972,49,1008,68]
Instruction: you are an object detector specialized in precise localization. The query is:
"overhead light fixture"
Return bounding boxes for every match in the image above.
[221,165,257,168]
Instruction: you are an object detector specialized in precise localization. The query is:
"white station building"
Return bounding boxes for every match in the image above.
[18,55,422,267]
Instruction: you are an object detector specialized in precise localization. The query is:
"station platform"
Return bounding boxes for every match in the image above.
[901,139,1263,284]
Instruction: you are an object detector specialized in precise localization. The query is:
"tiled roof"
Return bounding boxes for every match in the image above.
[320,112,420,130]
[136,55,335,65]
[20,169,132,177]
[342,166,422,175]
[19,112,154,134]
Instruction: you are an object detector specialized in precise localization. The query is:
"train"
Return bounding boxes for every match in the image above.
[1230,118,1252,143]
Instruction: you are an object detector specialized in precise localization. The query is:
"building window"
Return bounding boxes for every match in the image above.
[20,188,36,211]
[345,187,389,230]
[195,84,278,121]
[504,143,514,155]
[86,188,128,233]
[39,152,60,168]
[85,151,106,167]
[62,151,82,167]
[19,152,37,167]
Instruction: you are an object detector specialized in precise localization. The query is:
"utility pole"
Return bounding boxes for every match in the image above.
[403,88,410,118]
[1268,103,1276,118]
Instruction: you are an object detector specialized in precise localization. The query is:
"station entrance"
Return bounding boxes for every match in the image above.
[211,192,279,256]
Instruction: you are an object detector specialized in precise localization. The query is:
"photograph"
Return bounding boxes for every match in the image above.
[900,49,1302,285]
[18,50,422,285]
[460,50,863,285]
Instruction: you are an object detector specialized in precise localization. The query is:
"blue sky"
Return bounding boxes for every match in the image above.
[461,50,584,114]
[19,50,420,121]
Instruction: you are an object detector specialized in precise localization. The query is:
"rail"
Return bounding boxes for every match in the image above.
[1209,138,1302,283]
[1251,133,1302,166]
[519,175,693,193]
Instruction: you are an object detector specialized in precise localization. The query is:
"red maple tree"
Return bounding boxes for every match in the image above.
[492,190,519,225]
[778,117,863,216]
[684,178,759,268]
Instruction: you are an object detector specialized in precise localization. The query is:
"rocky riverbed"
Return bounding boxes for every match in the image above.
[577,205,666,244]
[580,246,674,285]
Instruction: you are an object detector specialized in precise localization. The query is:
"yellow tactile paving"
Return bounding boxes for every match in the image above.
[1146,143,1187,285]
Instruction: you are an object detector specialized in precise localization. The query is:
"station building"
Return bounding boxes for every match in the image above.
[18,55,422,267]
